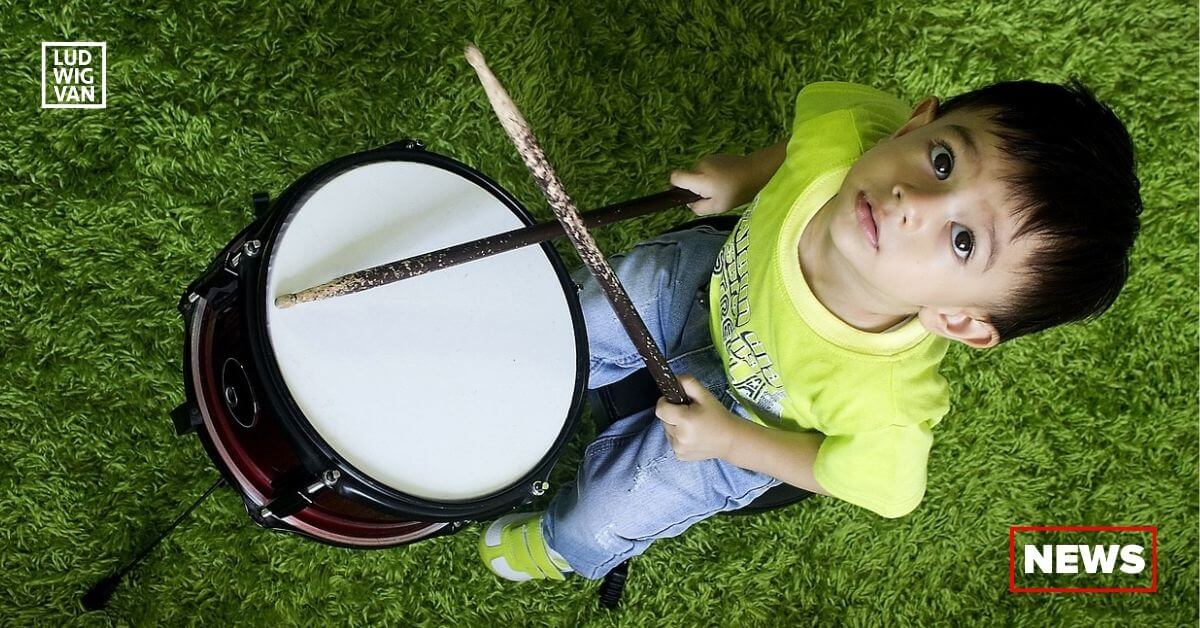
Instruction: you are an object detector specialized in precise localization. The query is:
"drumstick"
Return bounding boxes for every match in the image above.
[273,187,700,309]
[464,44,689,406]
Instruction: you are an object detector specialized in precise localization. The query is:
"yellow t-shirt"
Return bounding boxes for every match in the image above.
[709,82,951,518]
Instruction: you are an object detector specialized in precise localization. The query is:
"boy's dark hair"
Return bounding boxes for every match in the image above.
[937,79,1142,342]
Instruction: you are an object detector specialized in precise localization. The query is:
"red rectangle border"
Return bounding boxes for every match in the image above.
[1008,525,1157,593]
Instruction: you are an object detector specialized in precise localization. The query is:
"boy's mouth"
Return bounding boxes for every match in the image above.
[855,191,879,249]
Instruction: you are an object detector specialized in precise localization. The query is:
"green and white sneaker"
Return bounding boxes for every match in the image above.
[479,512,573,581]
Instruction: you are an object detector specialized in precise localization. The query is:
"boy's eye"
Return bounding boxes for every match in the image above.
[951,223,974,261]
[930,142,955,180]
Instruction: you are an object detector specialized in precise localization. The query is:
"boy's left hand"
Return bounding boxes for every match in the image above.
[655,375,743,462]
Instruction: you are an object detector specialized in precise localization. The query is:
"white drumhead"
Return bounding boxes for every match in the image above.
[265,160,580,501]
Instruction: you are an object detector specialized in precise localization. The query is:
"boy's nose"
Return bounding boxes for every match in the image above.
[891,183,927,230]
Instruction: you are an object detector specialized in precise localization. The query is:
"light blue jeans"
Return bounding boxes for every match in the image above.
[541,225,782,580]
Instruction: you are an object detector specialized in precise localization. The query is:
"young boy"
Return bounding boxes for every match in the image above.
[478,80,1142,581]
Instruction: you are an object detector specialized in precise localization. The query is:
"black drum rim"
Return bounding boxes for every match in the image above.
[239,143,588,521]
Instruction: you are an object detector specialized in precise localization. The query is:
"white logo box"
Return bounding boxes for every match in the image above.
[41,41,107,109]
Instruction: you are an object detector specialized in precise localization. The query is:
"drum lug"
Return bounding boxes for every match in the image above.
[258,469,341,520]
[177,291,200,316]
[224,239,261,274]
[170,402,202,436]
[530,480,550,496]
[381,138,425,151]
[252,192,270,218]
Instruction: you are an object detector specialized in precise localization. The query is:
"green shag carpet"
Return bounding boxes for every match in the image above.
[1,1,1196,625]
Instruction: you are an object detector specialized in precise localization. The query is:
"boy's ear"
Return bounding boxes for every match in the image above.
[917,307,999,349]
[891,96,940,139]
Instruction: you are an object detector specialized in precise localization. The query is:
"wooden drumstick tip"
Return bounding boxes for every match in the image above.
[274,293,298,309]
[464,44,486,71]
[464,45,513,120]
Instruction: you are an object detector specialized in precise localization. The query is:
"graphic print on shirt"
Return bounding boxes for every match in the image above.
[714,207,787,423]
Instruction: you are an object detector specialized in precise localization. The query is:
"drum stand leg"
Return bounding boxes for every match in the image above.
[82,476,226,611]
[598,559,630,609]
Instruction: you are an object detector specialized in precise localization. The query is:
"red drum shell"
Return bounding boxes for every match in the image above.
[186,290,453,548]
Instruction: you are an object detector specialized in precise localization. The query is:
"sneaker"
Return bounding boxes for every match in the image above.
[479,512,573,581]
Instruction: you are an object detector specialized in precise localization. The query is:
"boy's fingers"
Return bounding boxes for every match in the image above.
[655,396,678,425]
[668,169,695,187]
[676,374,709,399]
[669,170,711,197]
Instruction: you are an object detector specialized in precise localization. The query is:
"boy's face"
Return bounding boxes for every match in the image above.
[827,99,1040,348]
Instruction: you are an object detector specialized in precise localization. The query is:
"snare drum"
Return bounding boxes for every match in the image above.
[175,141,587,548]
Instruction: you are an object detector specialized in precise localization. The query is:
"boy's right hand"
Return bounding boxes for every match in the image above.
[669,154,753,216]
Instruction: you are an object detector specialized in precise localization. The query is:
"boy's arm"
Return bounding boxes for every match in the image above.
[722,418,830,496]
[655,375,829,496]
[669,141,788,216]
